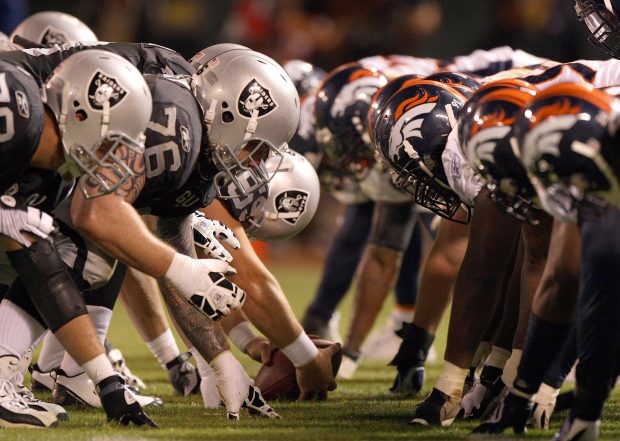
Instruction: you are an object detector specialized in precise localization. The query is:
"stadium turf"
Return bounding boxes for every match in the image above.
[5,262,620,440]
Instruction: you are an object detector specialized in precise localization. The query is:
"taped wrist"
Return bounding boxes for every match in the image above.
[228,321,257,353]
[6,238,87,332]
[281,332,319,368]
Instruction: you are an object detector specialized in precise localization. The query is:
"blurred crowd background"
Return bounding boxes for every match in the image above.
[0,0,603,261]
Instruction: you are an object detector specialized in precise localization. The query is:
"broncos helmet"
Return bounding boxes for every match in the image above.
[460,87,541,223]
[575,0,620,58]
[44,50,152,198]
[516,82,620,222]
[223,149,320,241]
[11,11,98,45]
[368,74,423,144]
[314,62,388,188]
[190,44,300,200]
[283,60,327,97]
[425,71,481,98]
[375,80,468,221]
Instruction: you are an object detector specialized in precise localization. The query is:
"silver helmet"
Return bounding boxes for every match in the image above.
[11,11,98,46]
[190,44,301,200]
[44,49,152,198]
[223,149,320,242]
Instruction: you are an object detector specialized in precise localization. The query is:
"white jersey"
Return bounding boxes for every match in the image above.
[520,58,620,89]
[442,125,484,206]
[359,55,438,79]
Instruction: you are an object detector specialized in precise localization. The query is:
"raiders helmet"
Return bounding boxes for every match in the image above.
[190,44,300,200]
[575,0,620,58]
[375,80,469,221]
[11,11,98,46]
[224,149,320,241]
[44,49,152,198]
[314,62,388,188]
[460,87,540,223]
[516,82,620,222]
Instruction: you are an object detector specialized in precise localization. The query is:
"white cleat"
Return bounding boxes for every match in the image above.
[30,364,57,393]
[552,417,600,441]
[0,377,57,428]
[54,371,163,409]
[16,384,68,421]
[337,353,361,380]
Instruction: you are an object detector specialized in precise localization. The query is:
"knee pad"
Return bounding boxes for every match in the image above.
[6,238,87,332]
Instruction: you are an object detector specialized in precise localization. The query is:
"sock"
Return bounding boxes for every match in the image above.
[485,345,511,369]
[0,299,45,359]
[81,352,116,385]
[470,341,491,371]
[501,348,522,389]
[60,305,112,376]
[391,306,415,331]
[532,382,560,406]
[147,329,181,367]
[435,361,468,398]
[37,332,65,371]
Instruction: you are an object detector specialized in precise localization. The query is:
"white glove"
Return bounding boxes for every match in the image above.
[192,212,240,262]
[164,253,245,321]
[0,196,56,247]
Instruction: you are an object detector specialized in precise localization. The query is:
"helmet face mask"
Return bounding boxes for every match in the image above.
[575,0,620,58]
[44,50,152,199]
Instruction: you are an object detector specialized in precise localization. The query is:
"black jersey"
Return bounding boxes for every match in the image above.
[0,60,45,193]
[5,167,73,211]
[0,40,194,86]
[133,74,214,218]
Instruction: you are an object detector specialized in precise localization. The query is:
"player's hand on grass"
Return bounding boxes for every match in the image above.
[296,343,342,401]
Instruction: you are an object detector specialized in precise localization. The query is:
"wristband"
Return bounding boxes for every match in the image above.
[228,321,258,353]
[280,332,318,368]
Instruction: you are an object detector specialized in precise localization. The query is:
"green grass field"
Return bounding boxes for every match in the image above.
[4,261,620,440]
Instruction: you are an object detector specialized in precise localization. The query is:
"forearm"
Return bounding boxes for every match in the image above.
[71,195,175,278]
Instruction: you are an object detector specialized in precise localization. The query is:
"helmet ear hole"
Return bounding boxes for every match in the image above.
[222,111,234,123]
[222,101,229,109]
[74,109,88,121]
[73,100,80,108]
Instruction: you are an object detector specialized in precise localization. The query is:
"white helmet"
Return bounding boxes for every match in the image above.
[44,49,152,198]
[224,149,320,242]
[11,11,98,45]
[190,44,300,199]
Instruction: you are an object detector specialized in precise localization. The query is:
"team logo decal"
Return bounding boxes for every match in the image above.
[41,27,68,45]
[388,90,439,162]
[15,91,29,118]
[238,79,277,118]
[88,71,127,110]
[274,190,308,224]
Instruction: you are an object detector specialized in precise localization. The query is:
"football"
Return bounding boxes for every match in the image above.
[254,338,342,401]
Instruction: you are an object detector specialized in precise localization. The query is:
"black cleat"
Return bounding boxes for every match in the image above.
[472,391,532,435]
[410,387,462,427]
[97,376,158,427]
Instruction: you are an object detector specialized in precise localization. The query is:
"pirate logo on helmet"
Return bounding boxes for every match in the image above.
[87,71,127,110]
[238,79,277,118]
[274,190,308,224]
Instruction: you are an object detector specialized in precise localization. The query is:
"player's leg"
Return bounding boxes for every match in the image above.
[411,190,521,426]
[302,201,374,339]
[339,201,418,378]
[389,214,469,395]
